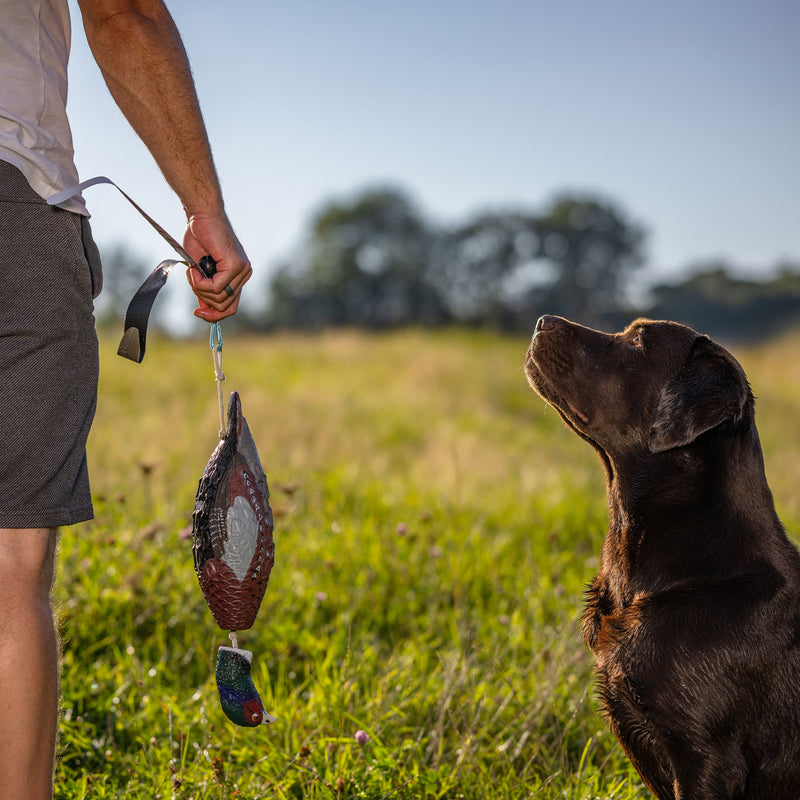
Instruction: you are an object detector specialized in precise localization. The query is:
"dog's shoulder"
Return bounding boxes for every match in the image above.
[589,562,800,722]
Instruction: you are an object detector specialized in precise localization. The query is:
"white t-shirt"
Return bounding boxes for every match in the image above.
[0,0,87,214]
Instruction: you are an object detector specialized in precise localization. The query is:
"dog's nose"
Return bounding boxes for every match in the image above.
[536,315,560,333]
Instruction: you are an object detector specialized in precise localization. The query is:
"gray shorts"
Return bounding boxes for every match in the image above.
[0,161,102,528]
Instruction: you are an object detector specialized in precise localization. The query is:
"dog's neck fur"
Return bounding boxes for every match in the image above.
[597,414,789,600]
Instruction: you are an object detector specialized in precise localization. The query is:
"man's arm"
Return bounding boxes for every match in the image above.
[76,0,251,320]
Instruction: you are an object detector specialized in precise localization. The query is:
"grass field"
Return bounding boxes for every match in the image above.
[54,326,800,799]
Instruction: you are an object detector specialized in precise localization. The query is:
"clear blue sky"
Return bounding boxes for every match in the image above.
[66,0,800,314]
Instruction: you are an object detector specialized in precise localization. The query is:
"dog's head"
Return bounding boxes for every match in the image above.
[524,315,752,457]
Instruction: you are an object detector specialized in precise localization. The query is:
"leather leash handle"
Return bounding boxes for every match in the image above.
[47,176,223,364]
[117,253,218,363]
[117,260,181,363]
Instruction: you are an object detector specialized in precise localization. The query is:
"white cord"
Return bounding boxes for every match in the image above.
[210,323,226,438]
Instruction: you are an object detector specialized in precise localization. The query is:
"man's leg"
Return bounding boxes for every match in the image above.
[0,528,58,800]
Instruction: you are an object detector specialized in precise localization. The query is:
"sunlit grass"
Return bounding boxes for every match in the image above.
[53,326,800,798]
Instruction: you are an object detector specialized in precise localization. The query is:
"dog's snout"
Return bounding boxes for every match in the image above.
[536,315,561,333]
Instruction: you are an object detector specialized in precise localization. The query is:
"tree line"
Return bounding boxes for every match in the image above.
[264,186,645,332]
[98,185,800,342]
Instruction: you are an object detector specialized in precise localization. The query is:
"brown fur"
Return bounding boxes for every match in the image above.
[525,315,800,799]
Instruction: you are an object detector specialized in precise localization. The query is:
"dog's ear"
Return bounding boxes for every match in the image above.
[648,336,750,453]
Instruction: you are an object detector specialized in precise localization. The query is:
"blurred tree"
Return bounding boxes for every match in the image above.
[428,211,542,325]
[647,260,800,341]
[265,186,651,331]
[529,194,647,325]
[268,187,449,328]
[427,194,646,329]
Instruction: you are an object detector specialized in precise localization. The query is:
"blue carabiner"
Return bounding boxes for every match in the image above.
[209,321,223,352]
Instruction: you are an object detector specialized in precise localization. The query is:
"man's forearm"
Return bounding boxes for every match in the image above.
[77,0,224,217]
[77,0,252,322]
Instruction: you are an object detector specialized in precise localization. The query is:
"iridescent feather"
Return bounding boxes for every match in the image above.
[215,646,277,726]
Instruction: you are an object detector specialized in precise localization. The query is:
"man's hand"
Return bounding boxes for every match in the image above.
[183,212,252,322]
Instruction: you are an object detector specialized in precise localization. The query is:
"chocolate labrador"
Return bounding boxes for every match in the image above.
[524,315,800,799]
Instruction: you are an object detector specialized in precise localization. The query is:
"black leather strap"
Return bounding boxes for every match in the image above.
[117,260,180,362]
[117,256,218,363]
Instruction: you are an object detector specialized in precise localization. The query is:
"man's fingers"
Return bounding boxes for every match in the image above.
[187,263,252,309]
[193,295,241,322]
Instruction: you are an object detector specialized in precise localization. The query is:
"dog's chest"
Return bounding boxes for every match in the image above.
[581,578,642,659]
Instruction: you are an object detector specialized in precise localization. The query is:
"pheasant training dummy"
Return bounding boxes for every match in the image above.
[193,387,277,726]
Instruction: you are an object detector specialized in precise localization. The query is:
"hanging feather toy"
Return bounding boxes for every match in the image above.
[48,177,278,726]
[189,292,278,727]
[192,383,277,726]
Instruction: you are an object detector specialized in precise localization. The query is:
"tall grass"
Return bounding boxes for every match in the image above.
[53,326,800,799]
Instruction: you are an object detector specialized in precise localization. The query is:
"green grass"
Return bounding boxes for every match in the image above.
[53,326,800,799]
